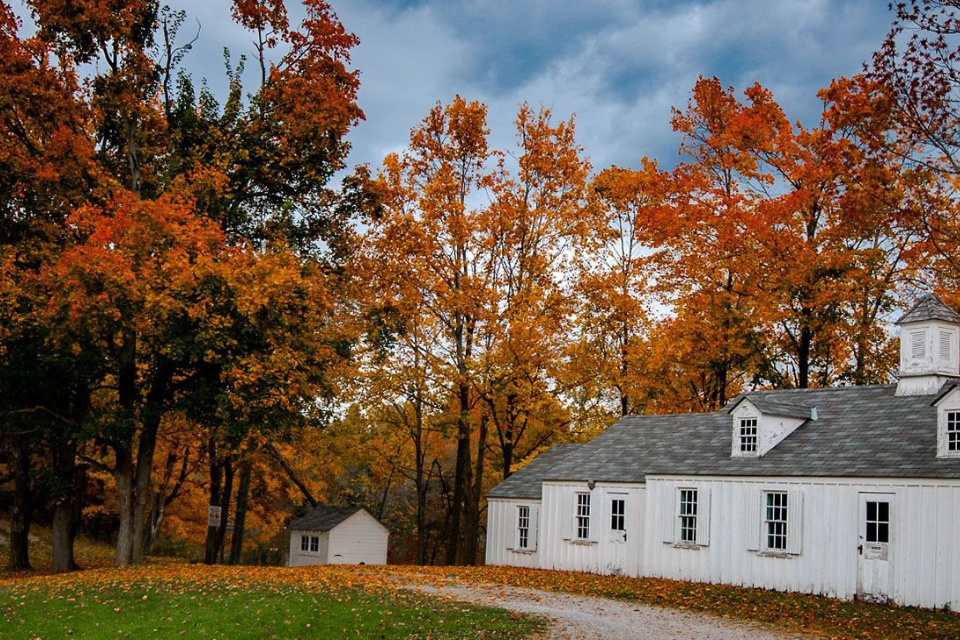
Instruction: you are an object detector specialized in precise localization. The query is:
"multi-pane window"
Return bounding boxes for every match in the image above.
[611,499,625,531]
[948,411,960,452]
[301,535,319,553]
[576,493,591,539]
[740,418,758,453]
[865,501,890,544]
[764,492,788,551]
[517,506,530,549]
[679,489,698,543]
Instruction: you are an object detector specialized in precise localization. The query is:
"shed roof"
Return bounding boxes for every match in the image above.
[487,444,582,499]
[290,505,365,532]
[541,384,960,483]
[896,294,960,325]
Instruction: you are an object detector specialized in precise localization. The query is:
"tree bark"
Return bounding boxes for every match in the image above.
[228,459,251,565]
[7,438,32,571]
[446,378,472,565]
[214,459,234,564]
[463,414,488,565]
[266,442,318,507]
[51,440,84,573]
[204,438,223,565]
[114,442,135,566]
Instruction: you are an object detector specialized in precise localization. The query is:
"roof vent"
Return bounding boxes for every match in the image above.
[896,294,960,396]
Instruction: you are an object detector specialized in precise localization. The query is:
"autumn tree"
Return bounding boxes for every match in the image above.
[0,0,363,571]
[870,1,960,291]
[648,77,918,394]
[367,96,495,565]
[481,105,589,478]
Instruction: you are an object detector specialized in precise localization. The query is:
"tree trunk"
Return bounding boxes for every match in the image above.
[204,439,223,565]
[114,443,135,566]
[51,440,84,573]
[463,414,488,566]
[798,323,811,389]
[114,328,138,566]
[214,459,234,564]
[228,459,252,565]
[446,379,472,565]
[7,438,32,571]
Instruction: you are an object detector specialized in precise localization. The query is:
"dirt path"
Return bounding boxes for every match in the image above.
[407,581,810,640]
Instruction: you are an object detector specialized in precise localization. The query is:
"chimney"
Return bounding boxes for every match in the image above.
[895,294,960,396]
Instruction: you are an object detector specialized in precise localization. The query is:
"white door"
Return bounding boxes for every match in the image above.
[857,493,893,602]
[607,496,627,575]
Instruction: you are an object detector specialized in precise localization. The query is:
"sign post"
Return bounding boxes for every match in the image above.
[207,505,222,528]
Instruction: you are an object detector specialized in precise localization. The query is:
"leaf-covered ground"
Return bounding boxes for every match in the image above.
[368,565,960,640]
[2,560,959,640]
[0,564,544,640]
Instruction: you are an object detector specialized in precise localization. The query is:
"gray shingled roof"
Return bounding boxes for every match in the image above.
[543,384,960,482]
[726,396,814,420]
[487,444,582,499]
[896,294,960,325]
[290,505,362,532]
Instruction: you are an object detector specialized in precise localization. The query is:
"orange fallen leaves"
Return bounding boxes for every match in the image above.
[2,562,957,640]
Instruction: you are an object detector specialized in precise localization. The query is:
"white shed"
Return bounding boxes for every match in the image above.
[288,505,389,567]
[486,294,960,611]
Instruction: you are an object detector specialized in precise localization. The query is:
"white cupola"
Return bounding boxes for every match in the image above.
[895,294,960,396]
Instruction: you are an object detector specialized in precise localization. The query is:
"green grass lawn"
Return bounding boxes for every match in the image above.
[0,577,544,640]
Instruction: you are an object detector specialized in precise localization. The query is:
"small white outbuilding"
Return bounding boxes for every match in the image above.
[288,505,389,567]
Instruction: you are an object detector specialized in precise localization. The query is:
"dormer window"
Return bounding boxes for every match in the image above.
[947,411,960,454]
[739,418,758,454]
[935,388,960,458]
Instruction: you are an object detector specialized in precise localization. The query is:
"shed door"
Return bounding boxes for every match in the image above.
[606,496,627,575]
[857,493,893,603]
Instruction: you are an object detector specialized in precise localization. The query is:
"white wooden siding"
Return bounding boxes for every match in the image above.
[646,476,960,610]
[288,531,330,567]
[485,499,541,568]
[327,511,389,565]
[539,482,645,577]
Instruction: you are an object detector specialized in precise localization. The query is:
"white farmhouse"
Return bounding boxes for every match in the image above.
[486,294,960,610]
[288,505,389,566]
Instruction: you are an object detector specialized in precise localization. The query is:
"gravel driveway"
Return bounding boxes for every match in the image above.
[408,582,809,640]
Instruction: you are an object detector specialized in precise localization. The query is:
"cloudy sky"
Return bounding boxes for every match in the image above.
[13,0,896,173]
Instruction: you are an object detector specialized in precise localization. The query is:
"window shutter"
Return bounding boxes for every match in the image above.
[697,487,712,546]
[511,506,520,550]
[787,489,803,555]
[529,505,539,551]
[562,491,574,540]
[745,489,761,551]
[587,493,599,542]
[662,489,676,544]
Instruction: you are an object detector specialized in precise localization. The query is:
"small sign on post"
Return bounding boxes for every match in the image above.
[207,505,222,528]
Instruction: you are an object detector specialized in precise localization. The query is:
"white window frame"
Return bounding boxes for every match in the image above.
[939,408,960,458]
[747,489,802,555]
[663,485,711,547]
[764,491,788,552]
[610,498,625,532]
[517,505,530,549]
[300,535,310,552]
[575,492,591,540]
[739,417,758,455]
[678,488,698,543]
